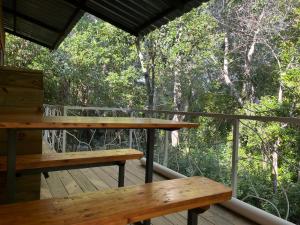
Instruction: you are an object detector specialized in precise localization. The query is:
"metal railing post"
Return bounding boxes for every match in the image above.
[231,119,239,197]
[62,106,68,153]
[163,113,169,167]
[129,111,133,148]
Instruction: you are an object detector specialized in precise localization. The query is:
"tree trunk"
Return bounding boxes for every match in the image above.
[171,65,181,147]
[262,151,267,170]
[272,141,279,193]
[135,37,154,109]
[223,33,243,106]
[298,162,300,183]
[243,9,265,102]
[163,130,169,167]
[271,83,283,193]
[298,162,300,182]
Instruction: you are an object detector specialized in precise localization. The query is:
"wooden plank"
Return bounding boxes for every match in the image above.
[106,163,212,225]
[15,175,41,202]
[0,106,43,115]
[40,175,52,199]
[0,174,40,202]
[105,162,191,225]
[0,86,43,107]
[45,171,68,198]
[123,161,215,225]
[0,66,42,74]
[0,116,198,129]
[80,168,110,190]
[85,167,177,225]
[91,167,120,187]
[57,171,83,195]
[0,149,143,171]
[0,141,42,155]
[69,169,97,192]
[0,177,232,225]
[83,166,229,225]
[122,164,198,225]
[0,130,41,141]
[0,70,43,89]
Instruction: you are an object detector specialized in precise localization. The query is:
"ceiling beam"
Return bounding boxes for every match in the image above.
[3,7,61,33]
[51,0,85,49]
[13,0,16,32]
[5,29,51,49]
[62,0,138,36]
[161,0,185,10]
[136,7,176,35]
[137,0,207,36]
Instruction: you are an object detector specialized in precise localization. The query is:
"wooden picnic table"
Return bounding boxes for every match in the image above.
[0,115,198,204]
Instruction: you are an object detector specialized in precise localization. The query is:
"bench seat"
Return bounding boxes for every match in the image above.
[0,149,143,172]
[0,176,232,225]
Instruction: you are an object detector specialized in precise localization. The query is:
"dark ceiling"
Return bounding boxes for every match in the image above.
[3,0,207,49]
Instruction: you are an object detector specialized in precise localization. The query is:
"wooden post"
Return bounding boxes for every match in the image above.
[231,119,239,197]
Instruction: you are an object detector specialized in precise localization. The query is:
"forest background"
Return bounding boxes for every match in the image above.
[4,0,300,223]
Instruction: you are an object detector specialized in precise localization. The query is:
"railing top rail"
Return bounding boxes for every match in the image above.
[133,110,300,124]
[43,105,300,125]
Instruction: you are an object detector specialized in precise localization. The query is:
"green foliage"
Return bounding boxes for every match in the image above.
[5,16,145,107]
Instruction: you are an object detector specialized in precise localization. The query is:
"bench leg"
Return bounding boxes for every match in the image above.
[118,162,125,187]
[143,128,155,225]
[188,209,198,225]
[188,206,210,225]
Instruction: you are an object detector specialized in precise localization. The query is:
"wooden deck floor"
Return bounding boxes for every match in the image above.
[40,159,257,225]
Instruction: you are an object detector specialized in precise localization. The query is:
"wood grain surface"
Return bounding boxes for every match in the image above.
[0,116,198,130]
[0,149,143,171]
[0,177,232,225]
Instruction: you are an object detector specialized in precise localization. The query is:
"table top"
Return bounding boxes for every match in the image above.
[0,116,198,130]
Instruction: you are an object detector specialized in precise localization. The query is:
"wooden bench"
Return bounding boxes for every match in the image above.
[0,149,143,187]
[0,176,232,225]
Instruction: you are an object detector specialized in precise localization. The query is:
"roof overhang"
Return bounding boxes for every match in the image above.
[3,0,208,49]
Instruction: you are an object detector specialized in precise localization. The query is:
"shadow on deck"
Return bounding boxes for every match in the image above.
[41,145,257,225]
